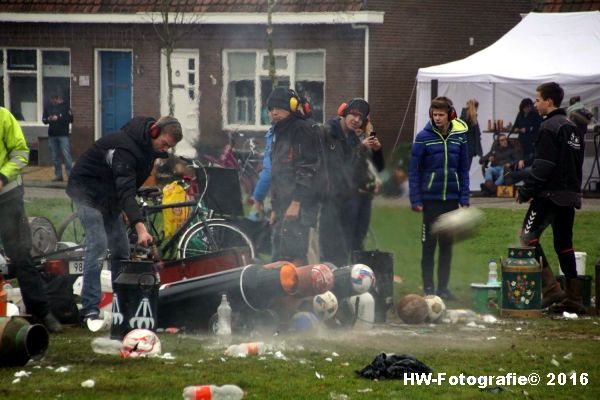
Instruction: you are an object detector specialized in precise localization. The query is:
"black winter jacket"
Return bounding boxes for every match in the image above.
[42,101,73,137]
[67,117,163,224]
[270,113,319,216]
[518,109,583,208]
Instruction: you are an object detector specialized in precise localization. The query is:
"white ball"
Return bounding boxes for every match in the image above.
[424,295,446,322]
[430,207,484,240]
[312,291,338,320]
[121,329,161,358]
[350,264,375,294]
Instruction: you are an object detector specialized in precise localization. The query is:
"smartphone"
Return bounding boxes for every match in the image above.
[369,131,377,137]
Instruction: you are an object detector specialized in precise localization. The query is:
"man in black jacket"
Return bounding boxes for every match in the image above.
[318,98,383,268]
[268,87,319,265]
[67,116,182,322]
[517,82,585,314]
[42,94,73,181]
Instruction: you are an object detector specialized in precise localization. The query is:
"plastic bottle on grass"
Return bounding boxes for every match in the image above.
[91,337,123,355]
[487,259,499,286]
[217,294,232,336]
[224,342,266,358]
[182,384,244,400]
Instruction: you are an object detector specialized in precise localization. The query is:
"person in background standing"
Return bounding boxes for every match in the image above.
[511,98,542,167]
[409,96,470,300]
[42,94,73,182]
[459,99,483,169]
[517,82,585,314]
[268,87,320,266]
[0,107,63,332]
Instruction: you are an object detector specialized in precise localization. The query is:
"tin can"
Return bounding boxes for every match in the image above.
[501,246,541,317]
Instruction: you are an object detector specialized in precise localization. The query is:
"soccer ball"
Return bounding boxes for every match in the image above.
[312,291,339,320]
[396,294,429,324]
[424,295,446,322]
[120,329,162,358]
[430,207,484,240]
[350,264,375,294]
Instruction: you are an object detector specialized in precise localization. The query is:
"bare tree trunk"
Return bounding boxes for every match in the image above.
[165,46,175,116]
[267,0,277,89]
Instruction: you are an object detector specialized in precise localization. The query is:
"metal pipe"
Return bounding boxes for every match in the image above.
[0,316,49,367]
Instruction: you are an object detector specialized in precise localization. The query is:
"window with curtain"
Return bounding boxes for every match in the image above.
[223,49,325,129]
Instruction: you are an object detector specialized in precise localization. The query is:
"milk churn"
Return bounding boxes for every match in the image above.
[501,246,541,317]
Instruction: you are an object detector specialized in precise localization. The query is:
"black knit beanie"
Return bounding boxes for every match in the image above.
[267,87,293,112]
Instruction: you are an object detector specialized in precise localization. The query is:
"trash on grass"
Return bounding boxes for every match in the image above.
[550,358,560,367]
[81,379,95,388]
[356,353,431,380]
[562,311,578,319]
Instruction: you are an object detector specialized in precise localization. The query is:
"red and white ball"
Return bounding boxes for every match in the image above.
[120,329,162,358]
[350,264,375,294]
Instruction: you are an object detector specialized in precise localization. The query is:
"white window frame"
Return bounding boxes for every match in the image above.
[222,48,325,131]
[0,47,71,126]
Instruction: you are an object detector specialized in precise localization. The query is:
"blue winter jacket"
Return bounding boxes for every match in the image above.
[409,119,470,208]
[251,125,273,202]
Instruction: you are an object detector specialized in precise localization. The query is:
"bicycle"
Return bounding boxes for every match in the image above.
[56,157,256,260]
[203,132,262,199]
[132,156,256,260]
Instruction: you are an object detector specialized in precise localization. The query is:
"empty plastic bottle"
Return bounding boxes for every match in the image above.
[91,337,123,355]
[217,294,232,336]
[182,384,244,400]
[487,259,499,286]
[224,342,266,358]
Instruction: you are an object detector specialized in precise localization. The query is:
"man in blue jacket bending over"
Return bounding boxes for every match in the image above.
[409,96,470,300]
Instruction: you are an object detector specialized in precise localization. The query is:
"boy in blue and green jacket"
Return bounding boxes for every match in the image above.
[409,96,470,300]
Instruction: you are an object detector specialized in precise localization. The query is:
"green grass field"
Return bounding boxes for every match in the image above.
[0,197,597,399]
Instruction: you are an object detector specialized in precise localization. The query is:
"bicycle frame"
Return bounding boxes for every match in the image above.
[141,199,220,258]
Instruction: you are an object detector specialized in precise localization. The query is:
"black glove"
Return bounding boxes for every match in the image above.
[517,186,533,203]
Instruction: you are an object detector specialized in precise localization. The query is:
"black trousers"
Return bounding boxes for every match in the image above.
[319,198,350,268]
[520,197,577,279]
[421,200,459,291]
[0,189,50,318]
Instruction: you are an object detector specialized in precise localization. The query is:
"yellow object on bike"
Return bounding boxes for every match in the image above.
[162,181,189,238]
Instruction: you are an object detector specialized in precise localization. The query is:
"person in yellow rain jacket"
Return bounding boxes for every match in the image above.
[0,107,63,332]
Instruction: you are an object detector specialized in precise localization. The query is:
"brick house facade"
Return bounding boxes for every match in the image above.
[0,0,536,160]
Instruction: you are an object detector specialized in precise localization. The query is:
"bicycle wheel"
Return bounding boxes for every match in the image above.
[56,212,85,245]
[177,220,255,259]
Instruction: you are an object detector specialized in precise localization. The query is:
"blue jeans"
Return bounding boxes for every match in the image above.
[48,136,73,178]
[484,165,505,186]
[75,201,129,317]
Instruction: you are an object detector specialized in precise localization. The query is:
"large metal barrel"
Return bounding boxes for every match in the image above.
[501,246,542,318]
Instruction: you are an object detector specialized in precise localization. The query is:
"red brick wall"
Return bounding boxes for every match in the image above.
[368,0,533,158]
[1,2,533,158]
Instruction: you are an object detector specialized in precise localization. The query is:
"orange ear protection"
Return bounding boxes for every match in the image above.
[429,98,457,121]
[337,99,369,129]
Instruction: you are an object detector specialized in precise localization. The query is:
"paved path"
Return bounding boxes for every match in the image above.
[22,165,600,210]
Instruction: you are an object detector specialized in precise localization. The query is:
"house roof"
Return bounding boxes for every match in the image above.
[534,0,600,12]
[0,0,365,14]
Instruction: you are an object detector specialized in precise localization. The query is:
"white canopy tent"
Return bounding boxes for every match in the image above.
[415,11,600,188]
